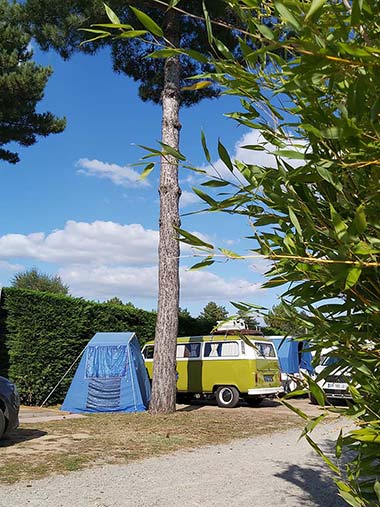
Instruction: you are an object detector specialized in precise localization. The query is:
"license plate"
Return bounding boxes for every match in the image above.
[264,375,273,382]
[326,382,346,390]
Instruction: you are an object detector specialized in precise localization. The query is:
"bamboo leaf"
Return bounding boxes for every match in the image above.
[345,267,362,290]
[374,480,380,502]
[193,187,218,207]
[104,3,120,24]
[257,24,274,40]
[130,6,163,37]
[140,162,155,180]
[305,435,340,474]
[177,229,214,249]
[201,180,229,187]
[79,33,110,44]
[305,0,327,21]
[201,130,211,164]
[288,207,302,236]
[182,81,213,91]
[330,204,348,240]
[274,1,301,29]
[280,399,309,420]
[91,23,133,29]
[336,429,343,459]
[219,248,242,259]
[189,259,215,271]
[119,30,148,38]
[202,0,213,45]
[218,139,234,172]
[351,0,363,25]
[316,166,343,191]
[308,379,326,406]
[159,142,186,161]
[149,49,181,58]
[274,149,305,160]
[338,491,365,507]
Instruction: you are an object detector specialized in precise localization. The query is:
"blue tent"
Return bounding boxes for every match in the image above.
[61,332,151,413]
[270,336,314,374]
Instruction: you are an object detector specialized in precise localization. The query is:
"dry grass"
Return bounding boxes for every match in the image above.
[0,399,327,484]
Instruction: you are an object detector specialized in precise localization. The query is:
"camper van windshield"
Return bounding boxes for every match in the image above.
[143,345,154,359]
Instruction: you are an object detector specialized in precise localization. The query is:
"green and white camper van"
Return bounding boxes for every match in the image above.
[142,331,283,408]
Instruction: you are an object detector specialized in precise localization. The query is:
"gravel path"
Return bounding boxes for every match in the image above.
[0,420,348,507]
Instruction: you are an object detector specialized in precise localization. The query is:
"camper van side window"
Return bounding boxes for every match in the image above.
[204,342,239,357]
[177,343,201,358]
[143,345,154,359]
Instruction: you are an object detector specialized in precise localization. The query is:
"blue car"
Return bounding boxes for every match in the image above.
[0,376,19,438]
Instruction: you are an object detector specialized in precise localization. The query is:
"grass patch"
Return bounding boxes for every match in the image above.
[0,399,332,484]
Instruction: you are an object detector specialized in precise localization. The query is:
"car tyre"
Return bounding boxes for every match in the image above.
[215,386,240,408]
[0,410,6,439]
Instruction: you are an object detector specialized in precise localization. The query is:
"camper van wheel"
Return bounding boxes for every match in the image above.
[215,386,240,408]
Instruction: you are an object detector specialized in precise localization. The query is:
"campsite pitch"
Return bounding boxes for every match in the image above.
[0,398,330,484]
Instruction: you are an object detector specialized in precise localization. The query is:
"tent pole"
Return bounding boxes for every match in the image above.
[40,346,87,408]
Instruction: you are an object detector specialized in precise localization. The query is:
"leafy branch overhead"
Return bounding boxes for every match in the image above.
[0,0,65,164]
[144,0,380,505]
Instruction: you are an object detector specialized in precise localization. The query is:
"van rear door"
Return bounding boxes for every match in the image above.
[253,341,281,388]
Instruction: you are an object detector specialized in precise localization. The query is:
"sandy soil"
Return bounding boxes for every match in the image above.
[0,417,349,507]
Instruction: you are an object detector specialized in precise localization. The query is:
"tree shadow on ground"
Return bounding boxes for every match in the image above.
[275,438,347,507]
[0,428,47,448]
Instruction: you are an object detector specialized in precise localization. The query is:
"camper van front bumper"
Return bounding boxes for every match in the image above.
[248,387,283,396]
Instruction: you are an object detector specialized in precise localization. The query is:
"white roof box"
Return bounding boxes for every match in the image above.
[215,319,247,331]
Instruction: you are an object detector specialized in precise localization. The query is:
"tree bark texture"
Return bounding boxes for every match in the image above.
[149,11,181,414]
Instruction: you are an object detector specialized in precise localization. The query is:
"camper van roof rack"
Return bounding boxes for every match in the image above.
[212,329,264,336]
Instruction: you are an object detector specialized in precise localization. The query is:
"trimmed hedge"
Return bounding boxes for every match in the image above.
[0,288,159,405]
[0,288,213,406]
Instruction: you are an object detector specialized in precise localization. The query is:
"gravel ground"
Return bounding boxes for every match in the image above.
[0,420,348,507]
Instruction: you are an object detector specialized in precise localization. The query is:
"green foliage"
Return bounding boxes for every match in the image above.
[236,308,259,329]
[198,301,228,327]
[167,0,380,504]
[105,296,124,305]
[0,288,157,405]
[11,268,69,295]
[23,0,241,107]
[264,302,306,337]
[0,288,212,405]
[0,0,65,163]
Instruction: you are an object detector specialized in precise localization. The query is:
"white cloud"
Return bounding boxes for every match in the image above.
[76,158,149,188]
[0,221,215,268]
[249,256,273,275]
[0,220,264,305]
[203,129,305,183]
[180,190,200,208]
[0,260,24,272]
[60,264,263,302]
[0,221,158,266]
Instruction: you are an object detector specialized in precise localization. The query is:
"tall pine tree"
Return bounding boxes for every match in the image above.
[23,0,239,413]
[0,0,65,164]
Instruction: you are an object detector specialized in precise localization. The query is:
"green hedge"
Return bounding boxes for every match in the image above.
[0,288,213,406]
[0,288,158,405]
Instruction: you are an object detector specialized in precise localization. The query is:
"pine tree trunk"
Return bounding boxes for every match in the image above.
[149,11,181,414]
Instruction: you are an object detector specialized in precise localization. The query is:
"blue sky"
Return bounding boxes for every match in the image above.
[0,45,283,316]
